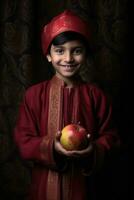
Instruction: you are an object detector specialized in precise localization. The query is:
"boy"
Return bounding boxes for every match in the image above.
[14,10,120,200]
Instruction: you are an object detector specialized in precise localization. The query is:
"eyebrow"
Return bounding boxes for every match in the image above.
[52,45,84,49]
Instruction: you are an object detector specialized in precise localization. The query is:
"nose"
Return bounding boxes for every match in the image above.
[64,51,74,63]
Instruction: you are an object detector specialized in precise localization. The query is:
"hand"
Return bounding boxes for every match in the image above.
[54,132,94,159]
[64,134,94,159]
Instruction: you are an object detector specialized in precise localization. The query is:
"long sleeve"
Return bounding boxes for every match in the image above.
[81,84,120,174]
[92,86,120,149]
[93,87,120,170]
[14,83,62,170]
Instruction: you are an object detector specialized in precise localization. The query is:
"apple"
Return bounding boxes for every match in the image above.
[60,124,88,151]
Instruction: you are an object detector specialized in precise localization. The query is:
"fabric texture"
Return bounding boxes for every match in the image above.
[14,75,120,200]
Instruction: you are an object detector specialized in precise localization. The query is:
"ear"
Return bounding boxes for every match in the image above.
[46,54,52,62]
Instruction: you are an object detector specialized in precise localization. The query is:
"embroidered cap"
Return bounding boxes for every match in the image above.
[41,10,91,55]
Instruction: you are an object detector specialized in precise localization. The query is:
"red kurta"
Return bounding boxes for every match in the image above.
[14,75,120,200]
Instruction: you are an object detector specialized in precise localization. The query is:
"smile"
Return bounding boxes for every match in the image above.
[61,65,77,68]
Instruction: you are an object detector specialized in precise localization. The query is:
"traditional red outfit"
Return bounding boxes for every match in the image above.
[14,9,120,200]
[14,75,120,200]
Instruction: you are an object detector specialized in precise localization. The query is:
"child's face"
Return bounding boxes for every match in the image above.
[46,40,86,80]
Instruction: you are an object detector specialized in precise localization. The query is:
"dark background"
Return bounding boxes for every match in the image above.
[0,0,130,200]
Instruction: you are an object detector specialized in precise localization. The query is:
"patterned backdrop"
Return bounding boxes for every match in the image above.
[0,0,129,200]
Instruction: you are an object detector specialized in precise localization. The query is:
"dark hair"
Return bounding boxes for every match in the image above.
[47,31,94,80]
[48,31,90,54]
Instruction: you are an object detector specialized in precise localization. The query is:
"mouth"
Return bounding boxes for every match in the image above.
[61,65,77,68]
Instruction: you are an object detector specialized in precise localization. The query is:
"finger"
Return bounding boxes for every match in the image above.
[56,131,61,138]
[87,134,91,139]
[57,130,61,135]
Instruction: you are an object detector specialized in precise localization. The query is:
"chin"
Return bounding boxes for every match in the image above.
[63,73,76,78]
[63,70,79,76]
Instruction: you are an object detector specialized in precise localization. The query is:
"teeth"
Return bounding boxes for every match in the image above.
[61,65,76,68]
[65,65,74,68]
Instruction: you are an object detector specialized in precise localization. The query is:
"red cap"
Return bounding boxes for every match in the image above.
[41,10,91,55]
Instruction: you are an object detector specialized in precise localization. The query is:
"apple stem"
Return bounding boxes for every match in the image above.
[76,126,79,131]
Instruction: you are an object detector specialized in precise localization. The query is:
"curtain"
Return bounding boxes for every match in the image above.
[0,0,128,199]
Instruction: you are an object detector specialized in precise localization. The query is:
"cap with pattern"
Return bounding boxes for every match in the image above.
[41,10,91,55]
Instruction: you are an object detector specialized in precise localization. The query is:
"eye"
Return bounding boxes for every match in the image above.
[73,48,83,55]
[54,48,64,54]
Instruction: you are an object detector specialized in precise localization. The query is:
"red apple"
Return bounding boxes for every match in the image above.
[60,124,88,151]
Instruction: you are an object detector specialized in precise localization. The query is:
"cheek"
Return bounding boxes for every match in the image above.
[51,58,60,65]
[76,56,85,64]
[51,55,61,63]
